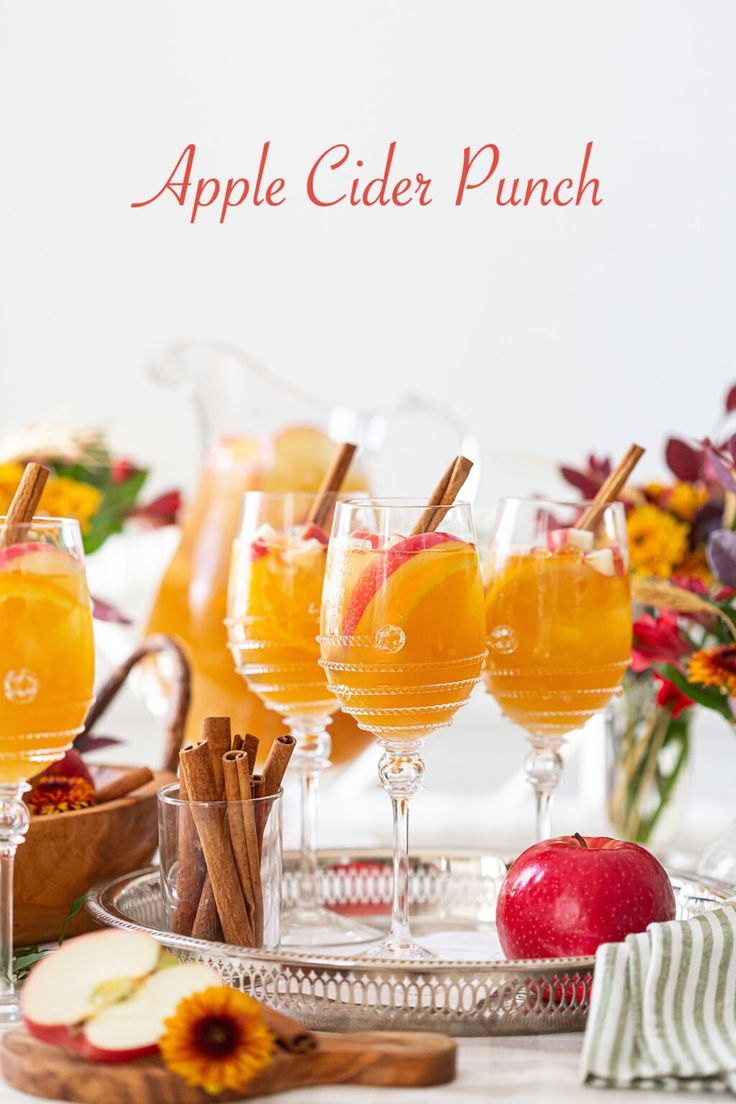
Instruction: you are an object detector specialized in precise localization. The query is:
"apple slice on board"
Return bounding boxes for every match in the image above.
[21,930,220,1062]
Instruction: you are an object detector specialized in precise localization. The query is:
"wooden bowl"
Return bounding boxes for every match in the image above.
[14,766,175,946]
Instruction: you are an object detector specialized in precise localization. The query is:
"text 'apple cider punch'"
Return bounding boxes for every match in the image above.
[319,457,487,959]
[483,445,643,841]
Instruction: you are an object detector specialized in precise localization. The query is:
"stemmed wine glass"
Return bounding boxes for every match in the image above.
[0,518,95,1024]
[226,491,377,946]
[483,499,631,840]
[319,499,486,959]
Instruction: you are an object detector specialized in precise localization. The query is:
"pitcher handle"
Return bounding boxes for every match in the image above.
[383,393,481,501]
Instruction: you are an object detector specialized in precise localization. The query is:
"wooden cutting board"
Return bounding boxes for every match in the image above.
[0,1027,456,1102]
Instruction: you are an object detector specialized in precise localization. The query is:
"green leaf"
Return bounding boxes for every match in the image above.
[14,947,48,982]
[58,891,92,945]
[657,663,734,720]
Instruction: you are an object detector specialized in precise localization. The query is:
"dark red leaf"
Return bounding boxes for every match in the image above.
[665,438,701,481]
[559,467,602,499]
[91,596,133,625]
[73,732,123,754]
[132,490,182,527]
[726,384,736,413]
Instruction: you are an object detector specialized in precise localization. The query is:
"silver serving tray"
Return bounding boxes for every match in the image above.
[86,850,731,1037]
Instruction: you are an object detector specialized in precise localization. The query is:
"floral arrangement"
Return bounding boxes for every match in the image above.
[561,384,736,841]
[0,424,181,554]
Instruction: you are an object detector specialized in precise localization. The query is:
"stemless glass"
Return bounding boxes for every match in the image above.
[0,518,95,1024]
[319,500,486,959]
[226,492,376,947]
[483,499,631,840]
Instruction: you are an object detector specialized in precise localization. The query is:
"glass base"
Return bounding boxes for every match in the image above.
[280,904,380,948]
[0,993,21,1030]
[363,937,436,961]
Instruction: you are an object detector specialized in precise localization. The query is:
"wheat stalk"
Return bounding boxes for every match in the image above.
[632,578,736,640]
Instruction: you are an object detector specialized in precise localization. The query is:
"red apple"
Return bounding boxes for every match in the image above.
[496,834,676,959]
[22,930,220,1062]
[342,530,457,637]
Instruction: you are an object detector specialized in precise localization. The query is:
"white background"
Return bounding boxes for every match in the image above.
[1,1,736,856]
[2,0,735,504]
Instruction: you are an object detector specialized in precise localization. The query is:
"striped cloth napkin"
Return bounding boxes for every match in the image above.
[581,904,736,1092]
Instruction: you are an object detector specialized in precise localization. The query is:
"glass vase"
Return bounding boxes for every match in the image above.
[606,671,691,848]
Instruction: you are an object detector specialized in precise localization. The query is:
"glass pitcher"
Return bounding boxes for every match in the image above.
[144,340,479,757]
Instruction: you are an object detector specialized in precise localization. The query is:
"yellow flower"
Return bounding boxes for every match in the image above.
[668,481,710,522]
[686,645,736,696]
[38,477,102,533]
[160,986,274,1096]
[0,465,102,533]
[626,504,690,578]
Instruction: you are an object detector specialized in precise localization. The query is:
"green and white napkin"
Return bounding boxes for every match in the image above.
[581,903,736,1092]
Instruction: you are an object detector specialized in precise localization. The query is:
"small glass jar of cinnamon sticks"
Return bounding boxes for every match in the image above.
[158,717,294,949]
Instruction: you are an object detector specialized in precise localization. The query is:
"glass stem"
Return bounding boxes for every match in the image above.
[0,784,30,1027]
[378,742,425,953]
[524,741,563,842]
[289,718,331,912]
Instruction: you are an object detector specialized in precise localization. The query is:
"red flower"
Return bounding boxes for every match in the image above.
[653,673,694,718]
[631,610,690,672]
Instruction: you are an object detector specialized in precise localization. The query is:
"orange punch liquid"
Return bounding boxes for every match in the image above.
[321,532,486,740]
[228,525,335,720]
[484,543,631,737]
[0,543,95,782]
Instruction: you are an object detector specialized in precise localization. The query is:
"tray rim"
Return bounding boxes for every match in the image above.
[86,848,735,974]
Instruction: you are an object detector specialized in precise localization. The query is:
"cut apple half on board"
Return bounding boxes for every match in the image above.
[21,930,220,1063]
[342,531,460,638]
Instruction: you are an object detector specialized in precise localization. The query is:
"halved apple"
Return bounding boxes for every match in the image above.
[22,929,220,1063]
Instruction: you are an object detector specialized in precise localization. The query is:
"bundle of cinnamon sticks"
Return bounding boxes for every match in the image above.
[172,718,294,946]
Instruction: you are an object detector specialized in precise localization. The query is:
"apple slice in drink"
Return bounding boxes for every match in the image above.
[342,531,457,638]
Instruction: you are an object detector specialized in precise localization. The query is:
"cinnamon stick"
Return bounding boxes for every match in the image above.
[577,444,645,532]
[260,1006,318,1053]
[306,442,357,529]
[191,875,221,942]
[0,463,50,549]
[202,716,231,799]
[262,734,296,797]
[235,751,264,946]
[94,766,154,804]
[243,733,259,776]
[410,455,474,536]
[179,742,250,945]
[171,777,201,937]
[232,733,245,752]
[223,751,256,946]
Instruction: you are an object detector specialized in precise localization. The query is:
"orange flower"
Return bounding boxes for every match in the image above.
[159,986,274,1096]
[26,775,96,815]
[627,504,689,578]
[686,645,736,696]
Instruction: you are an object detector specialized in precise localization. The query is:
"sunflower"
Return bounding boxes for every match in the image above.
[160,986,275,1096]
[667,481,710,522]
[686,645,736,696]
[626,504,689,578]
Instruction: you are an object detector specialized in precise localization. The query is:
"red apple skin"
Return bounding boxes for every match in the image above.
[301,523,329,545]
[69,1032,159,1064]
[342,530,457,637]
[23,1020,76,1048]
[496,835,676,959]
[0,541,47,567]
